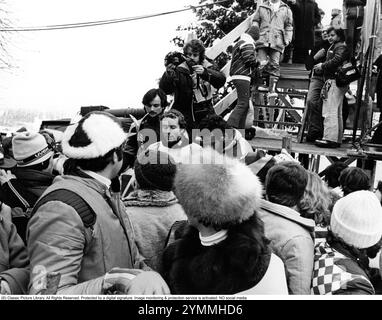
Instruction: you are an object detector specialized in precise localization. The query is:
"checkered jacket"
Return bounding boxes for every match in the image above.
[311,241,375,295]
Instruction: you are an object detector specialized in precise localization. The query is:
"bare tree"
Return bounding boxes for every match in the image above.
[0,0,13,69]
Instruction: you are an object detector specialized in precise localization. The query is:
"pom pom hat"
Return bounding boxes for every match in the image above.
[61,112,127,159]
[331,191,382,249]
[174,148,263,227]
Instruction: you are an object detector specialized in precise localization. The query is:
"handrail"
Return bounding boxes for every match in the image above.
[206,15,254,115]
[205,15,253,61]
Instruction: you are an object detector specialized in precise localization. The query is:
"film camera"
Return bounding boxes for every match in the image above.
[164,51,197,69]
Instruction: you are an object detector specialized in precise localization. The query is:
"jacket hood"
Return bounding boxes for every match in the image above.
[259,1,290,10]
[123,189,178,207]
[260,199,315,232]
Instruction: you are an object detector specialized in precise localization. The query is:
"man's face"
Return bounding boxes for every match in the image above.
[185,48,200,65]
[144,95,163,118]
[161,117,184,144]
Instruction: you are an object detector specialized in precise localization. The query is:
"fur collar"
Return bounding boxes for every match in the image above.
[123,189,178,207]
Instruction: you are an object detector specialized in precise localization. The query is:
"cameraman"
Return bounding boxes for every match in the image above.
[159,39,226,138]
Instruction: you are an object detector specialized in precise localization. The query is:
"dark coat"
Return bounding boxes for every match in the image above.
[0,168,54,243]
[322,41,350,80]
[123,114,162,161]
[0,216,29,294]
[159,60,226,128]
[289,0,321,50]
[162,221,272,295]
[0,168,54,211]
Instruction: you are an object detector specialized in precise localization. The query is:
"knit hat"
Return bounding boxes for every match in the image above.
[134,149,177,191]
[12,132,54,167]
[174,148,263,227]
[61,112,127,159]
[331,191,382,249]
[247,25,260,41]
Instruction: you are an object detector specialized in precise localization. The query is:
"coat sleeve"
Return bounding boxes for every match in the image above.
[322,45,349,74]
[252,7,261,26]
[313,3,321,26]
[27,201,109,294]
[200,64,226,89]
[0,218,29,294]
[281,235,314,295]
[159,70,177,95]
[1,179,33,211]
[284,7,294,46]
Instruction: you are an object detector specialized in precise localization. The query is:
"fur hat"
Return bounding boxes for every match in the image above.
[134,150,177,191]
[331,191,382,249]
[61,112,127,159]
[174,148,263,227]
[12,131,54,167]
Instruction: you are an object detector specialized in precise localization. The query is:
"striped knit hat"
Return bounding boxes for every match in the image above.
[12,132,54,167]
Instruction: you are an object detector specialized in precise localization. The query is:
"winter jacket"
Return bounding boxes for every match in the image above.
[162,222,288,295]
[252,1,294,53]
[322,41,350,80]
[27,172,148,295]
[159,60,226,127]
[230,33,258,81]
[312,240,375,295]
[124,190,187,272]
[0,216,29,294]
[258,199,315,295]
[0,168,54,211]
[288,0,321,50]
[0,168,54,243]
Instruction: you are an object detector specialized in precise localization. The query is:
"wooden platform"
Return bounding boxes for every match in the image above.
[249,137,352,158]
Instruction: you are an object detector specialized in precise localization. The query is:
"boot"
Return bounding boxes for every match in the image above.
[268,76,278,98]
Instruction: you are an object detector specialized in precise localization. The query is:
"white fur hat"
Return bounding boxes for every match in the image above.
[331,191,382,249]
[61,112,127,159]
[174,148,263,227]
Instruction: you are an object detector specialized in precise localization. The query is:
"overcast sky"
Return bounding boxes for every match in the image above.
[0,0,342,115]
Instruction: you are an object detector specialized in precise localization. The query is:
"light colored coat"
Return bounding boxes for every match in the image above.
[124,190,187,273]
[258,199,315,295]
[27,174,148,295]
[252,1,294,53]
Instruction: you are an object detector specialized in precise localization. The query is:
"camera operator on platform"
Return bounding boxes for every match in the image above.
[159,39,226,139]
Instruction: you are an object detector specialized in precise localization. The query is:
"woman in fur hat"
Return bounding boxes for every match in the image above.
[162,148,288,295]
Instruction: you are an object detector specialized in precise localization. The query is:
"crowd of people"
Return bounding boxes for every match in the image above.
[0,0,381,296]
